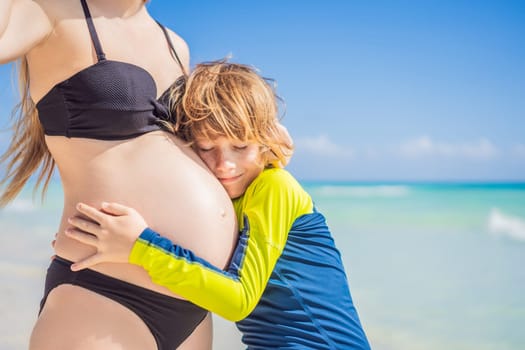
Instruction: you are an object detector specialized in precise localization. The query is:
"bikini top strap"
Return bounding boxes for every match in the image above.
[79,0,106,61]
[156,21,187,76]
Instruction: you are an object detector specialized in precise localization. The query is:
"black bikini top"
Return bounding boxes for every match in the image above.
[36,0,184,140]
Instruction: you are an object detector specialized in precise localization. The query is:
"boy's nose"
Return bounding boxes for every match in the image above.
[215,151,236,171]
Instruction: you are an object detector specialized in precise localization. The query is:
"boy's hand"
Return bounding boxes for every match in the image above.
[65,202,148,271]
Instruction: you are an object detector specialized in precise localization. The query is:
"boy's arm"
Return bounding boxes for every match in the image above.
[66,170,310,321]
[129,171,306,321]
[129,214,276,321]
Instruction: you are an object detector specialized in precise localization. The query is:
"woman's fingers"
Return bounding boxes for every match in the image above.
[65,228,98,246]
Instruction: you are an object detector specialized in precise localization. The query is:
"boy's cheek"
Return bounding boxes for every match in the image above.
[197,153,216,171]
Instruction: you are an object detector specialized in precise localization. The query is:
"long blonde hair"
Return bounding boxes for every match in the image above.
[0,57,55,207]
[175,60,293,168]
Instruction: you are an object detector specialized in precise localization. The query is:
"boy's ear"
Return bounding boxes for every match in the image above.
[264,148,284,169]
[276,123,293,147]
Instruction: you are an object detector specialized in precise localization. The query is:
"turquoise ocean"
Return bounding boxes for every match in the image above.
[0,180,524,349]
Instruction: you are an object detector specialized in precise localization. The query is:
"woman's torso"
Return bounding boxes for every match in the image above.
[28,1,237,297]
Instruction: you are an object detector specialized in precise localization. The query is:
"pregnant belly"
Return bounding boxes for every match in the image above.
[48,132,237,297]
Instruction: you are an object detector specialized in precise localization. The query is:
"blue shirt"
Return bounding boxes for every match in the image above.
[130,168,370,349]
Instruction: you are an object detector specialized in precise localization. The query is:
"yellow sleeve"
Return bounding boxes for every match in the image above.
[129,168,312,321]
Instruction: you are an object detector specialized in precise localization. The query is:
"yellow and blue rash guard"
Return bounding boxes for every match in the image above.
[130,168,370,349]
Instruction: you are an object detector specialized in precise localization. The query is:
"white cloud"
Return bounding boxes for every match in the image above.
[366,149,381,160]
[512,144,525,158]
[397,136,499,159]
[294,135,353,157]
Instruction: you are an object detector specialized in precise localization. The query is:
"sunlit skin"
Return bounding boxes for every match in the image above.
[194,137,266,199]
[63,136,268,270]
[0,2,238,348]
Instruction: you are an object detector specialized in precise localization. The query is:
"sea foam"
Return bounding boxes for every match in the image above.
[488,208,525,241]
[316,185,410,198]
[2,198,36,213]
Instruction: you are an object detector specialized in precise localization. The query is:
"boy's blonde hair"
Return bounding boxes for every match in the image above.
[172,60,293,167]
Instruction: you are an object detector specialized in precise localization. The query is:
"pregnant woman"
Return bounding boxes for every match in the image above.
[0,1,237,349]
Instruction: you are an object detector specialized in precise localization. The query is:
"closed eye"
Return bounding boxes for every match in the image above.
[195,141,214,152]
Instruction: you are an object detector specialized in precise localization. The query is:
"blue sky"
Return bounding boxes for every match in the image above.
[1,0,524,181]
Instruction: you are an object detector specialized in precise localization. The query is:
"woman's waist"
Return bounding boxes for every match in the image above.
[54,136,235,236]
[56,185,237,262]
[54,192,237,297]
[53,244,183,298]
[59,174,235,234]
[48,133,237,290]
[53,173,237,293]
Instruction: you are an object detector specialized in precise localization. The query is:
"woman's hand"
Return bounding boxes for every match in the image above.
[65,202,148,271]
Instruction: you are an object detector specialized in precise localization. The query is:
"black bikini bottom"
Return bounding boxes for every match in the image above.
[39,256,208,350]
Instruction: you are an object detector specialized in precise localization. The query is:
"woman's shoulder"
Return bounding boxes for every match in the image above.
[0,0,58,63]
[34,0,73,22]
[161,26,190,71]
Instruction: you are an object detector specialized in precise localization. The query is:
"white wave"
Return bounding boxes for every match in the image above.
[0,261,43,277]
[2,199,36,213]
[488,208,525,241]
[316,185,410,198]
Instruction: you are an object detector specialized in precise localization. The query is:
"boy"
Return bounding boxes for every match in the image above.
[66,61,370,349]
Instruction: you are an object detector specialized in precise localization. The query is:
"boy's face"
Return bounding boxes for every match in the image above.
[194,136,265,199]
